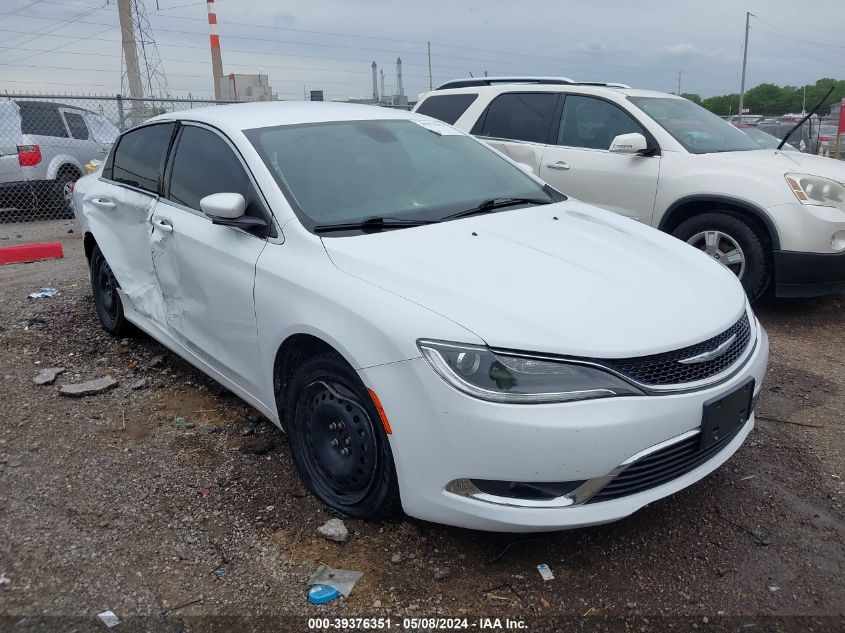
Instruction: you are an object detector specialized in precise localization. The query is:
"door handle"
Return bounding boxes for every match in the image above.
[92,197,115,208]
[546,161,571,171]
[152,219,173,233]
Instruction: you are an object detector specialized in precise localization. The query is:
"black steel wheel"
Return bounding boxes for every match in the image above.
[90,245,132,335]
[285,352,400,519]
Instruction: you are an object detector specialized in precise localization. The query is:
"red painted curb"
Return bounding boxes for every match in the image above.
[0,242,64,265]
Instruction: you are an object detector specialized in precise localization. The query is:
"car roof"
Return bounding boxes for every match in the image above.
[148,101,422,133]
[423,83,683,100]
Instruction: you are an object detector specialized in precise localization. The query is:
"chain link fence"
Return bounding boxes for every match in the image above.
[0,94,239,223]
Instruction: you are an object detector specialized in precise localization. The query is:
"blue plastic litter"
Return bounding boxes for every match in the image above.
[28,287,58,299]
[307,584,341,604]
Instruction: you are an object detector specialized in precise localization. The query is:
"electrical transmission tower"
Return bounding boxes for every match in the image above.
[118,0,170,124]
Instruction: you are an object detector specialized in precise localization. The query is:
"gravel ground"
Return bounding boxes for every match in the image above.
[0,221,843,632]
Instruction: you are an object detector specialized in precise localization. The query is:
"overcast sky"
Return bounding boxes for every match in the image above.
[1,0,843,101]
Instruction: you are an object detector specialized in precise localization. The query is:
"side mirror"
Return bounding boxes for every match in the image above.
[200,192,268,231]
[200,192,246,218]
[609,132,649,155]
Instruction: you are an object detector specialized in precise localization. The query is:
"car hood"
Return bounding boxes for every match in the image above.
[707,149,845,182]
[322,200,747,358]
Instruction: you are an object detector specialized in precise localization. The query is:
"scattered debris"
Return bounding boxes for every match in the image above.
[198,426,218,435]
[213,567,226,578]
[390,553,403,565]
[243,458,256,465]
[0,574,10,586]
[317,518,349,543]
[97,610,120,628]
[28,287,59,299]
[33,367,65,385]
[5,456,23,468]
[199,488,211,498]
[626,602,638,609]
[59,376,118,398]
[307,564,362,600]
[129,378,147,390]
[291,490,307,498]
[769,585,780,593]
[740,474,757,481]
[372,600,382,608]
[537,563,555,581]
[433,567,450,581]
[308,584,341,605]
[173,417,195,431]
[160,597,203,615]
[239,436,275,455]
[241,417,262,436]
[148,355,166,368]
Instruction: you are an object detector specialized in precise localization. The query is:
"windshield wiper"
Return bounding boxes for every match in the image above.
[313,216,437,234]
[442,197,553,221]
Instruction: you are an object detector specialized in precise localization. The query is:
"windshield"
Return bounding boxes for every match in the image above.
[629,97,760,154]
[737,126,795,151]
[245,119,558,233]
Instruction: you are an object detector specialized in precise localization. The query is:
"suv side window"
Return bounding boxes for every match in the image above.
[415,94,478,124]
[63,112,90,140]
[19,104,68,138]
[557,95,645,150]
[111,123,174,194]
[168,125,263,219]
[472,92,557,144]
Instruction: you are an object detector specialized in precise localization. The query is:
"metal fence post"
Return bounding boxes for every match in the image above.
[116,94,125,132]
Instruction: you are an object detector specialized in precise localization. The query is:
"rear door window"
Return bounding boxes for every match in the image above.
[19,105,68,138]
[167,125,263,218]
[472,92,557,144]
[415,94,478,124]
[111,123,174,194]
[63,112,90,140]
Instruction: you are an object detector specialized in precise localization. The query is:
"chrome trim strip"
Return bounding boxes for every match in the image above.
[445,426,725,509]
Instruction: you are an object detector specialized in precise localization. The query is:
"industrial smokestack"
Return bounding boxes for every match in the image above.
[396,57,404,98]
[207,0,224,100]
[371,61,379,102]
[380,69,385,101]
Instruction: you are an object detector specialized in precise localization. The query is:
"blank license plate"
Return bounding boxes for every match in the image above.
[700,377,755,450]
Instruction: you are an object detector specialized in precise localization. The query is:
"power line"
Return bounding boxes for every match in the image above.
[752,28,841,68]
[753,16,845,53]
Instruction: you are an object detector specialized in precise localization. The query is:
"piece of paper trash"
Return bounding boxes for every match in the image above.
[97,610,120,628]
[537,563,555,581]
[28,287,58,299]
[307,564,363,598]
[0,574,10,586]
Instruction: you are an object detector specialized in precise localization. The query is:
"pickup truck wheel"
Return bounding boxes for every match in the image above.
[672,212,770,302]
[90,245,132,336]
[285,352,400,520]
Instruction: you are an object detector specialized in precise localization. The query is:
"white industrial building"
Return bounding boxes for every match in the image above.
[218,73,278,102]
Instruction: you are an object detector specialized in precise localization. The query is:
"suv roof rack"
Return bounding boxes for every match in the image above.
[435,77,632,91]
[436,77,575,90]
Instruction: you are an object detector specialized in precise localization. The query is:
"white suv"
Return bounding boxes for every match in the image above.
[414,78,845,300]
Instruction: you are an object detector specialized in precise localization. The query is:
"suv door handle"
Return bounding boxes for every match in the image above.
[152,218,173,233]
[92,197,115,208]
[546,161,571,171]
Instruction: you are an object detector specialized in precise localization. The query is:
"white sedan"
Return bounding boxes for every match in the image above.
[72,102,768,532]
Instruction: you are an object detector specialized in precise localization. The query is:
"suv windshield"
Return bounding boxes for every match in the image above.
[246,119,559,233]
[629,97,760,154]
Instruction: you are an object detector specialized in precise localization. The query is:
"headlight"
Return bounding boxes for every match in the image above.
[417,340,643,404]
[785,173,845,211]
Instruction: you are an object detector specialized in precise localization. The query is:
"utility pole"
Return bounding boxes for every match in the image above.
[117,0,143,125]
[677,70,682,95]
[427,41,433,91]
[738,11,753,123]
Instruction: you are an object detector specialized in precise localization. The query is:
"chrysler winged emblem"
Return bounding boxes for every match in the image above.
[678,334,736,365]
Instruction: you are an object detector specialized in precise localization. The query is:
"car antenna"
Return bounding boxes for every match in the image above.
[777,86,834,150]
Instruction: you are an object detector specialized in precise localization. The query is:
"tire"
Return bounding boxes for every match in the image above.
[284,352,401,520]
[53,168,79,218]
[89,245,132,336]
[672,211,771,302]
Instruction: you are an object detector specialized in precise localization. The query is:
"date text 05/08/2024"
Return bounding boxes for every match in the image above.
[307,617,528,630]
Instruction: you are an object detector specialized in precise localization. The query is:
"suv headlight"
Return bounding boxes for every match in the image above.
[417,340,643,404]
[785,173,845,211]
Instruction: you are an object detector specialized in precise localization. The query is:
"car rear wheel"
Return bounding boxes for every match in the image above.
[672,212,770,302]
[285,352,400,520]
[90,245,132,336]
[54,168,79,217]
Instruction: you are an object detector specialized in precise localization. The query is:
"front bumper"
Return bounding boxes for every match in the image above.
[360,328,769,532]
[774,250,845,298]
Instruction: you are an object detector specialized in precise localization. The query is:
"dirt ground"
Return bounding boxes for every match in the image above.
[0,221,843,633]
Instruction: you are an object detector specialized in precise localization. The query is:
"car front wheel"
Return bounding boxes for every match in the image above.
[672,211,771,301]
[284,352,400,520]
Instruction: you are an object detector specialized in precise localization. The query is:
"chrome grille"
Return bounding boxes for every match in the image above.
[595,313,751,387]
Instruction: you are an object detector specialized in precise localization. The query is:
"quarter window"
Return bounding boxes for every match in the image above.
[63,112,90,140]
[415,94,478,125]
[168,125,260,216]
[473,92,557,144]
[111,123,174,193]
[557,96,645,150]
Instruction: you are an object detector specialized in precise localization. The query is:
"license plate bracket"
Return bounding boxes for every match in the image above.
[700,377,755,450]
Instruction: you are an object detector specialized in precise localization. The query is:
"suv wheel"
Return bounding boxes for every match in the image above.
[284,352,400,520]
[672,212,770,301]
[90,245,132,336]
[54,168,79,217]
